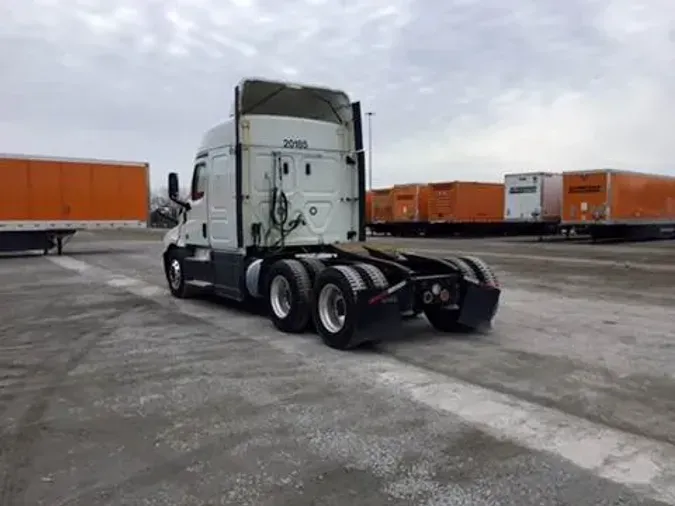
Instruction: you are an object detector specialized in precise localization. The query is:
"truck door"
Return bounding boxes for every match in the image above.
[207,148,237,250]
[183,158,210,247]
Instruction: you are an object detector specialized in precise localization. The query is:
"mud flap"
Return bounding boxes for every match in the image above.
[457,281,501,330]
[350,290,403,346]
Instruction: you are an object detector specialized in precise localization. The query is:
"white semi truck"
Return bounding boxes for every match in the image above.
[162,77,501,350]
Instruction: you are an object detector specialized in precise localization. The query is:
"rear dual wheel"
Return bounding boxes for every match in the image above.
[266,259,313,333]
[266,257,333,333]
[313,263,394,350]
[312,265,368,350]
[266,259,386,351]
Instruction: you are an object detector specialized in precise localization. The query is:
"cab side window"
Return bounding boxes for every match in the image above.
[190,161,207,200]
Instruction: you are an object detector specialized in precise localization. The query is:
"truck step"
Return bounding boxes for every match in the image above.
[186,280,212,288]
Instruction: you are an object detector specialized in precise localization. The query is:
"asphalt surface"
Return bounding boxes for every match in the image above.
[1,230,674,505]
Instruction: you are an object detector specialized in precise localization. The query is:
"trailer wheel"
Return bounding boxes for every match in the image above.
[266,259,313,334]
[312,265,367,350]
[164,248,195,299]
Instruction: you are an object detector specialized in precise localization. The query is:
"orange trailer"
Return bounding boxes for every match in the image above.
[391,183,430,222]
[0,153,150,254]
[428,181,504,223]
[562,169,675,239]
[369,187,393,223]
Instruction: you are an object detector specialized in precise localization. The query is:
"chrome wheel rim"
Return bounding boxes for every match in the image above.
[270,275,292,319]
[169,258,182,290]
[318,283,346,334]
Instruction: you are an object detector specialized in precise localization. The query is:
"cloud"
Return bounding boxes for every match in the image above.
[1,0,674,190]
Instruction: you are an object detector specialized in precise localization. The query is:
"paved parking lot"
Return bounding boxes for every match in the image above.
[1,231,675,505]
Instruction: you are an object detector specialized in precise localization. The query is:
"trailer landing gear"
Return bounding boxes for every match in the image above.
[41,232,71,256]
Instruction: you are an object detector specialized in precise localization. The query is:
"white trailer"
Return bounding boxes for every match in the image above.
[161,78,502,350]
[504,172,563,224]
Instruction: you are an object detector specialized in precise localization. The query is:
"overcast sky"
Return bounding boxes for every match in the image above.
[2,0,675,191]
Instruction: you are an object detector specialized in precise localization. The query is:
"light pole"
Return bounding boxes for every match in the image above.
[366,111,374,191]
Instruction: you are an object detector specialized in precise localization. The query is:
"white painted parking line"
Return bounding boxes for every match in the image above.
[48,255,675,505]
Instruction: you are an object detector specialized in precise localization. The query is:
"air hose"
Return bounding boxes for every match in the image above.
[266,157,305,248]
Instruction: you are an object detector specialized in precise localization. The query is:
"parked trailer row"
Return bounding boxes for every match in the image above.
[0,154,150,254]
[368,181,507,237]
[367,169,675,241]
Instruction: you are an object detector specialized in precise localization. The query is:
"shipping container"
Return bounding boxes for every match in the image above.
[391,183,430,223]
[561,169,675,240]
[369,187,393,223]
[428,181,504,223]
[504,172,563,222]
[0,153,150,254]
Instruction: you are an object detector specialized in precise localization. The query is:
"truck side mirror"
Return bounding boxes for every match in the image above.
[168,172,179,200]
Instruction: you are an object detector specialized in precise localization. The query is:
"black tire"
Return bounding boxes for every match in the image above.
[351,262,388,289]
[350,262,392,342]
[297,257,327,332]
[299,257,326,285]
[312,265,367,350]
[353,262,421,319]
[458,255,500,321]
[458,255,500,287]
[266,259,312,333]
[354,263,422,320]
[164,247,194,299]
[443,256,478,282]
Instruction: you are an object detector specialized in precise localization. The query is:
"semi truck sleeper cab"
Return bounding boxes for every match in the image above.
[162,77,501,350]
